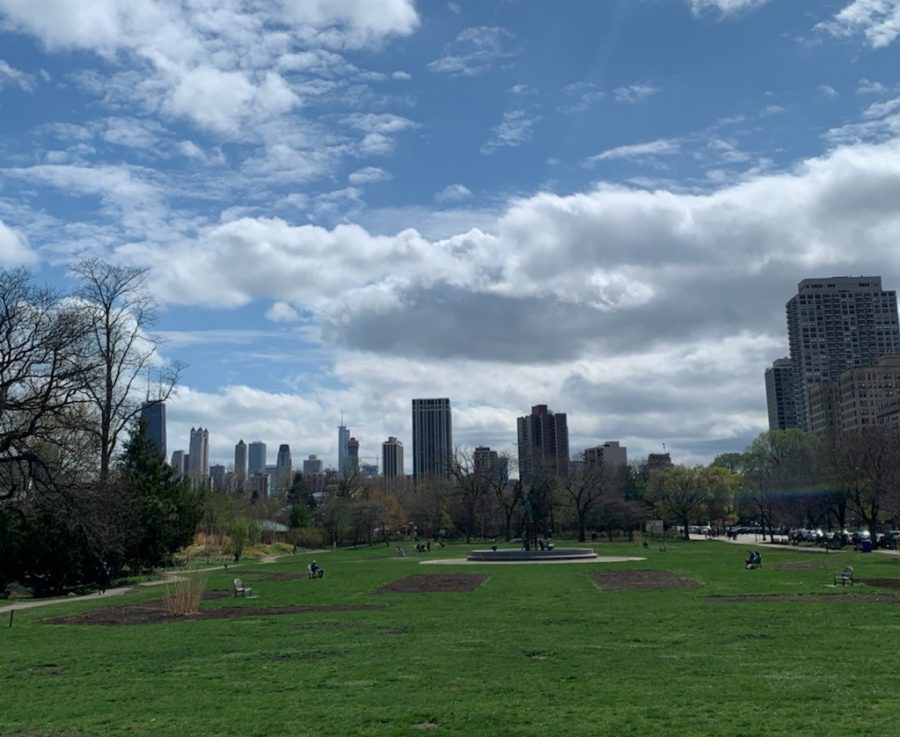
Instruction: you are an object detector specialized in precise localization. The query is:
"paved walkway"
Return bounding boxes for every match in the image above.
[0,562,243,616]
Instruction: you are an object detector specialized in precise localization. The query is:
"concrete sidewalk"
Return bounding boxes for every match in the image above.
[0,562,244,616]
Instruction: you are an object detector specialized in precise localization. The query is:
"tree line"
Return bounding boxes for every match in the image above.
[1,264,196,595]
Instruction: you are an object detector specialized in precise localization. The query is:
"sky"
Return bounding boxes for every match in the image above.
[2,0,900,473]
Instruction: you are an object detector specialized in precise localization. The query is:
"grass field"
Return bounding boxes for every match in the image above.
[3,540,900,737]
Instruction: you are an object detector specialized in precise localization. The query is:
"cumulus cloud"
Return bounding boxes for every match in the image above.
[0,58,39,91]
[0,0,418,136]
[435,184,474,203]
[817,0,900,49]
[0,219,37,265]
[265,301,302,323]
[349,166,392,185]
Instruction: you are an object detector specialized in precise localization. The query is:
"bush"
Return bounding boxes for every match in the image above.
[291,527,326,549]
[163,572,207,616]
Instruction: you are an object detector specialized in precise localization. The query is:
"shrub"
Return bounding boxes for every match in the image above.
[163,572,207,616]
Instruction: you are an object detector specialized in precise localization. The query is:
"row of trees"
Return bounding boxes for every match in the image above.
[1,265,196,594]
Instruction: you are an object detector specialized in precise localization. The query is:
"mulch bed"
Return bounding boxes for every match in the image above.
[708,594,900,604]
[592,570,700,591]
[47,599,384,626]
[859,578,900,590]
[776,561,830,572]
[376,574,487,593]
[260,573,308,581]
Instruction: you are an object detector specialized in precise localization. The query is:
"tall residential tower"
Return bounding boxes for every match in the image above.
[517,404,569,481]
[412,398,453,479]
[787,277,900,429]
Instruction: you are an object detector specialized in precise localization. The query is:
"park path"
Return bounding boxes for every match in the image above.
[0,552,306,616]
[0,562,241,616]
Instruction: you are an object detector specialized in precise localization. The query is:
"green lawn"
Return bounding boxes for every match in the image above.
[3,541,900,737]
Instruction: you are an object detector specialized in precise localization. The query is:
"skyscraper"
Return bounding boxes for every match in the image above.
[765,358,797,431]
[787,277,900,430]
[412,398,453,479]
[276,443,292,492]
[171,449,187,479]
[347,437,360,472]
[188,427,209,483]
[517,404,569,481]
[140,400,166,458]
[248,441,266,476]
[303,455,323,475]
[234,440,248,485]
[337,423,350,474]
[382,437,404,478]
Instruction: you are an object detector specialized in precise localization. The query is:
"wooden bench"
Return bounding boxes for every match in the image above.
[833,567,853,586]
[233,577,252,597]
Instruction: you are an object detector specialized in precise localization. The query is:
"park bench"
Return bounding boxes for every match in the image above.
[233,577,252,597]
[833,566,854,586]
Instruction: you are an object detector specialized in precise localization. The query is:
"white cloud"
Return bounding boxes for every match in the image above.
[818,84,840,98]
[0,0,416,137]
[265,301,302,323]
[688,0,772,16]
[349,166,392,185]
[0,59,38,91]
[0,219,37,265]
[614,83,659,104]
[481,110,538,155]
[858,77,890,94]
[391,70,412,80]
[435,184,474,203]
[587,139,682,163]
[428,26,517,76]
[817,0,900,49]
[560,82,605,113]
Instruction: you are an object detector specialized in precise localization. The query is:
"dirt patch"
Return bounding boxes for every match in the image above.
[859,578,900,590]
[776,561,829,572]
[708,594,900,604]
[260,573,307,581]
[47,600,384,626]
[592,570,699,591]
[376,574,487,593]
[267,650,339,661]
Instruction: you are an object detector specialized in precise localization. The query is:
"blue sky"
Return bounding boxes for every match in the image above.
[2,0,900,472]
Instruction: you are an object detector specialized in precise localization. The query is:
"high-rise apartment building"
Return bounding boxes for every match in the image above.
[140,400,166,458]
[337,423,350,474]
[347,437,360,472]
[584,441,627,468]
[303,455,323,475]
[234,440,248,485]
[412,398,453,479]
[787,277,900,429]
[248,441,266,476]
[188,427,209,483]
[765,358,797,431]
[839,355,900,432]
[276,444,292,492]
[382,437,404,478]
[517,404,569,481]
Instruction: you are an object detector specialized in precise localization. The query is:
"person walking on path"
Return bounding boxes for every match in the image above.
[98,560,111,595]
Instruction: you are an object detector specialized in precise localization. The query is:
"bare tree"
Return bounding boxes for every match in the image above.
[561,460,613,542]
[71,259,181,480]
[0,269,98,499]
[834,427,900,536]
[447,447,490,543]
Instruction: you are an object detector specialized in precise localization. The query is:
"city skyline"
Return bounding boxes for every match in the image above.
[2,1,900,468]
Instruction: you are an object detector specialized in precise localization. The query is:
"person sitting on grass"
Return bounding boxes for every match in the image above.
[745,551,757,569]
[308,560,323,578]
[396,545,406,558]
